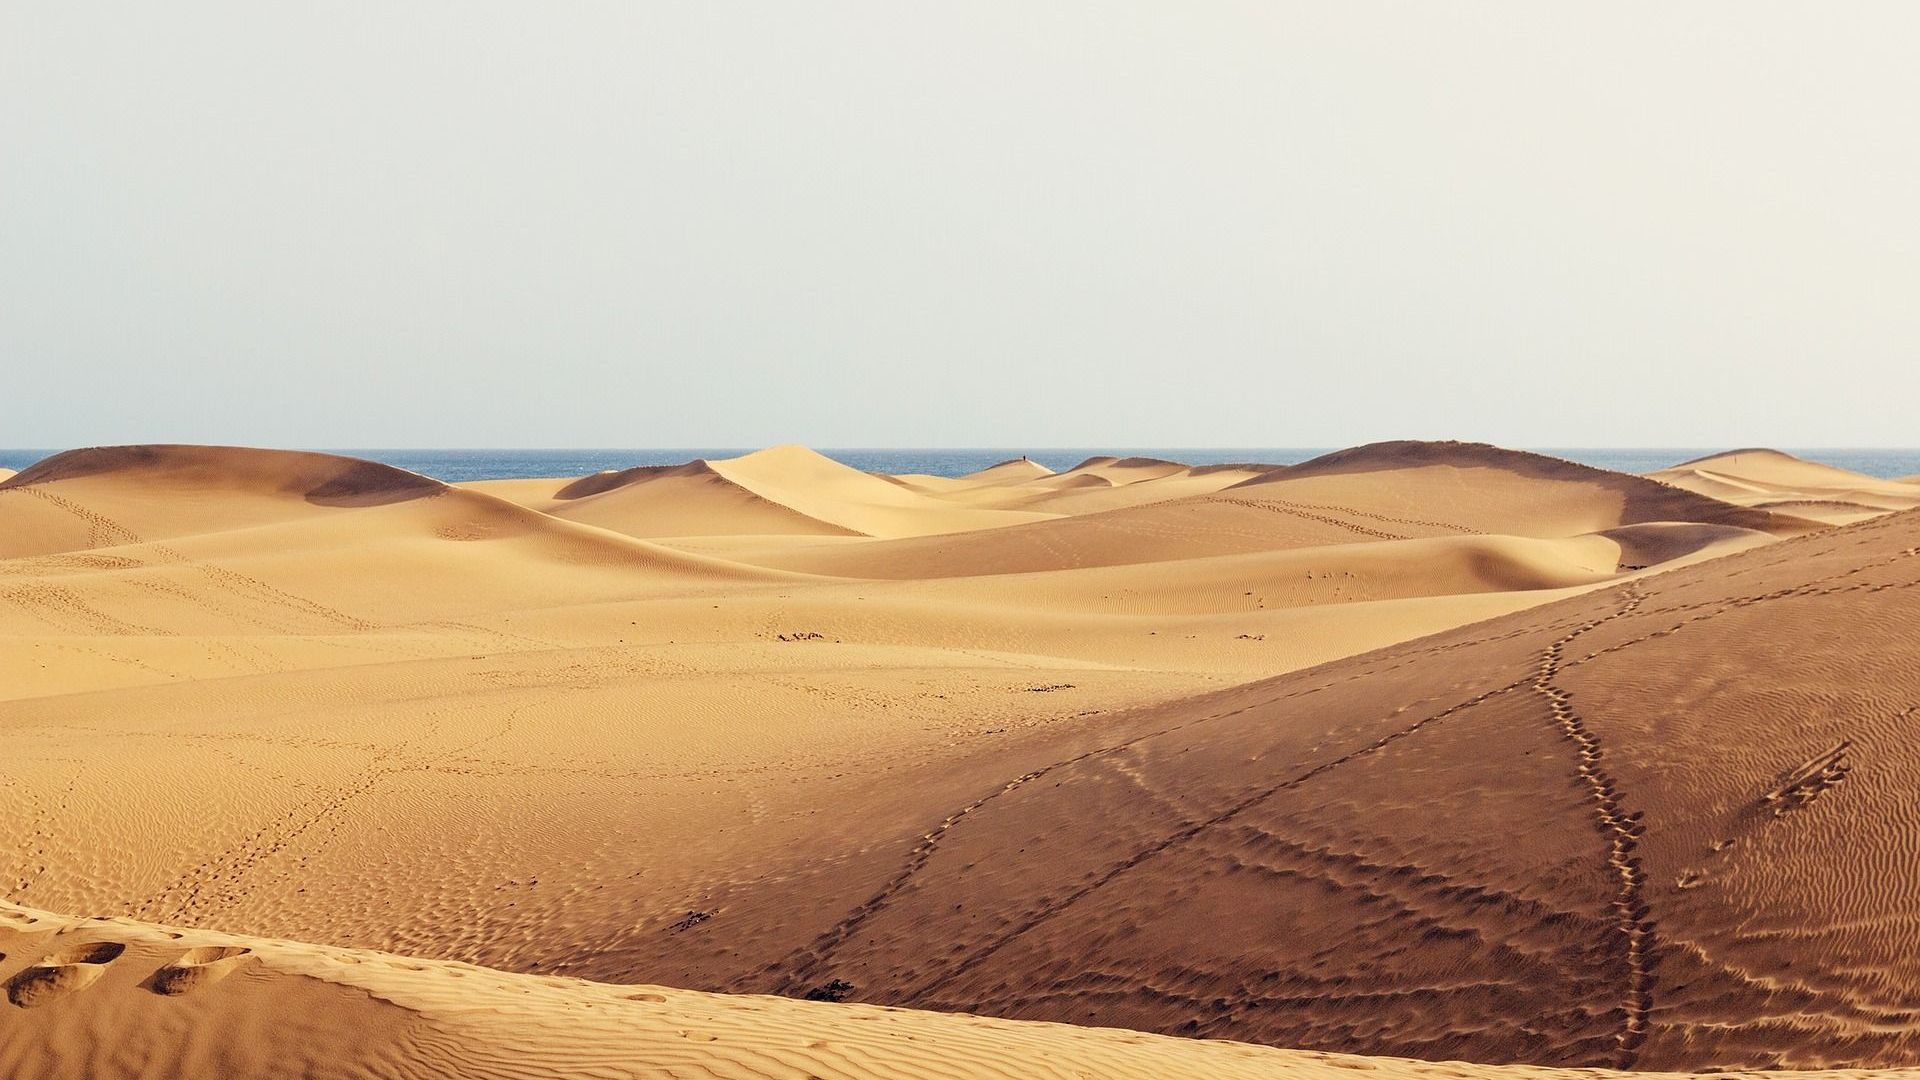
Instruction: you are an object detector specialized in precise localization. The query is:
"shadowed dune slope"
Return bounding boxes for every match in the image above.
[5,904,1908,1080]
[3,445,445,504]
[0,445,787,602]
[617,510,1920,1071]
[0,445,450,558]
[1229,441,1814,537]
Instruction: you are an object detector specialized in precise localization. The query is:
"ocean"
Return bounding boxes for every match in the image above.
[3,447,1918,482]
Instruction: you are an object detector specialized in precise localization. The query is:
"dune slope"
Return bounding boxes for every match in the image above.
[1649,449,1920,524]
[5,442,1915,1079]
[622,509,1920,1071]
[733,443,1813,580]
[469,446,1057,539]
[12,903,1908,1080]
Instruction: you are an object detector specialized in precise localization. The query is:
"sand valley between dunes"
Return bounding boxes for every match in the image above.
[3,441,1919,1079]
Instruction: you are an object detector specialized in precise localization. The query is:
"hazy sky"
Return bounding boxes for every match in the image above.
[3,3,1915,449]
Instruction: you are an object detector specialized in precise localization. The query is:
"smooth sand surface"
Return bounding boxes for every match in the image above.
[468,445,1059,538]
[2,443,1915,1078]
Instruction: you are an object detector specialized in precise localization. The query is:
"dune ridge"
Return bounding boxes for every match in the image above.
[3,441,1916,1078]
[658,507,1920,1070]
[14,902,1910,1080]
[469,445,1058,539]
[1649,449,1920,524]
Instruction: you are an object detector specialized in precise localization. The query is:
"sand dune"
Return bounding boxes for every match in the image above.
[15,904,1904,1080]
[2,442,1915,1078]
[719,443,1814,580]
[467,462,867,537]
[470,446,1057,539]
[1649,449,1920,525]
[0,445,447,559]
[1231,441,1813,537]
[889,456,1282,517]
[656,509,1920,1071]
[889,455,1057,495]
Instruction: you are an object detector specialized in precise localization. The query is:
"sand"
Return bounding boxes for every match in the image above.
[1649,449,1920,525]
[5,903,1911,1080]
[1,442,1915,1078]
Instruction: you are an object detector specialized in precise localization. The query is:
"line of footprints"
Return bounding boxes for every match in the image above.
[3,939,252,1008]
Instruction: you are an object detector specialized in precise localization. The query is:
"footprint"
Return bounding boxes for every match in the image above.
[7,941,126,1008]
[151,946,252,996]
[623,991,667,1003]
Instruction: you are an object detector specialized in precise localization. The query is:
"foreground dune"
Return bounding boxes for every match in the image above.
[657,509,1920,1070]
[8,903,1908,1080]
[2,442,1916,1077]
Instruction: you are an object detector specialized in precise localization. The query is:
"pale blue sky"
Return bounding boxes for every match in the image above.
[3,3,1915,448]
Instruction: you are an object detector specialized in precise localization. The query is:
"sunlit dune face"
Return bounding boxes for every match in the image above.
[1,443,1917,1077]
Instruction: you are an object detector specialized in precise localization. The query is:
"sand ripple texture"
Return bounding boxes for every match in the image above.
[3,442,1918,1076]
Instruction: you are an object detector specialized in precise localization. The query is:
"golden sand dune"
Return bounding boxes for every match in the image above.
[0,445,446,559]
[471,445,1056,539]
[469,463,866,538]
[1649,449,1920,525]
[888,455,1058,494]
[659,510,1920,1071]
[1232,441,1812,537]
[12,904,1901,1080]
[989,460,1281,516]
[1,442,1914,1078]
[720,442,1814,580]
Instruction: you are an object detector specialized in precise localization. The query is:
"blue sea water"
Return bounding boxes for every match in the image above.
[3,447,1918,482]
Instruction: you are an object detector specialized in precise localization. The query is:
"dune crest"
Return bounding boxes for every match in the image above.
[1648,448,1920,524]
[5,901,1911,1080]
[3,444,446,504]
[2,441,1916,1077]
[469,445,1057,539]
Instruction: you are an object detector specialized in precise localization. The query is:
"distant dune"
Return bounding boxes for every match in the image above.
[732,442,1814,581]
[889,455,1057,494]
[470,445,1056,538]
[1,442,1914,1078]
[1648,448,1920,525]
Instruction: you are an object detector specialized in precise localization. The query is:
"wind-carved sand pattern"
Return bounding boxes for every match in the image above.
[3,442,1920,1078]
